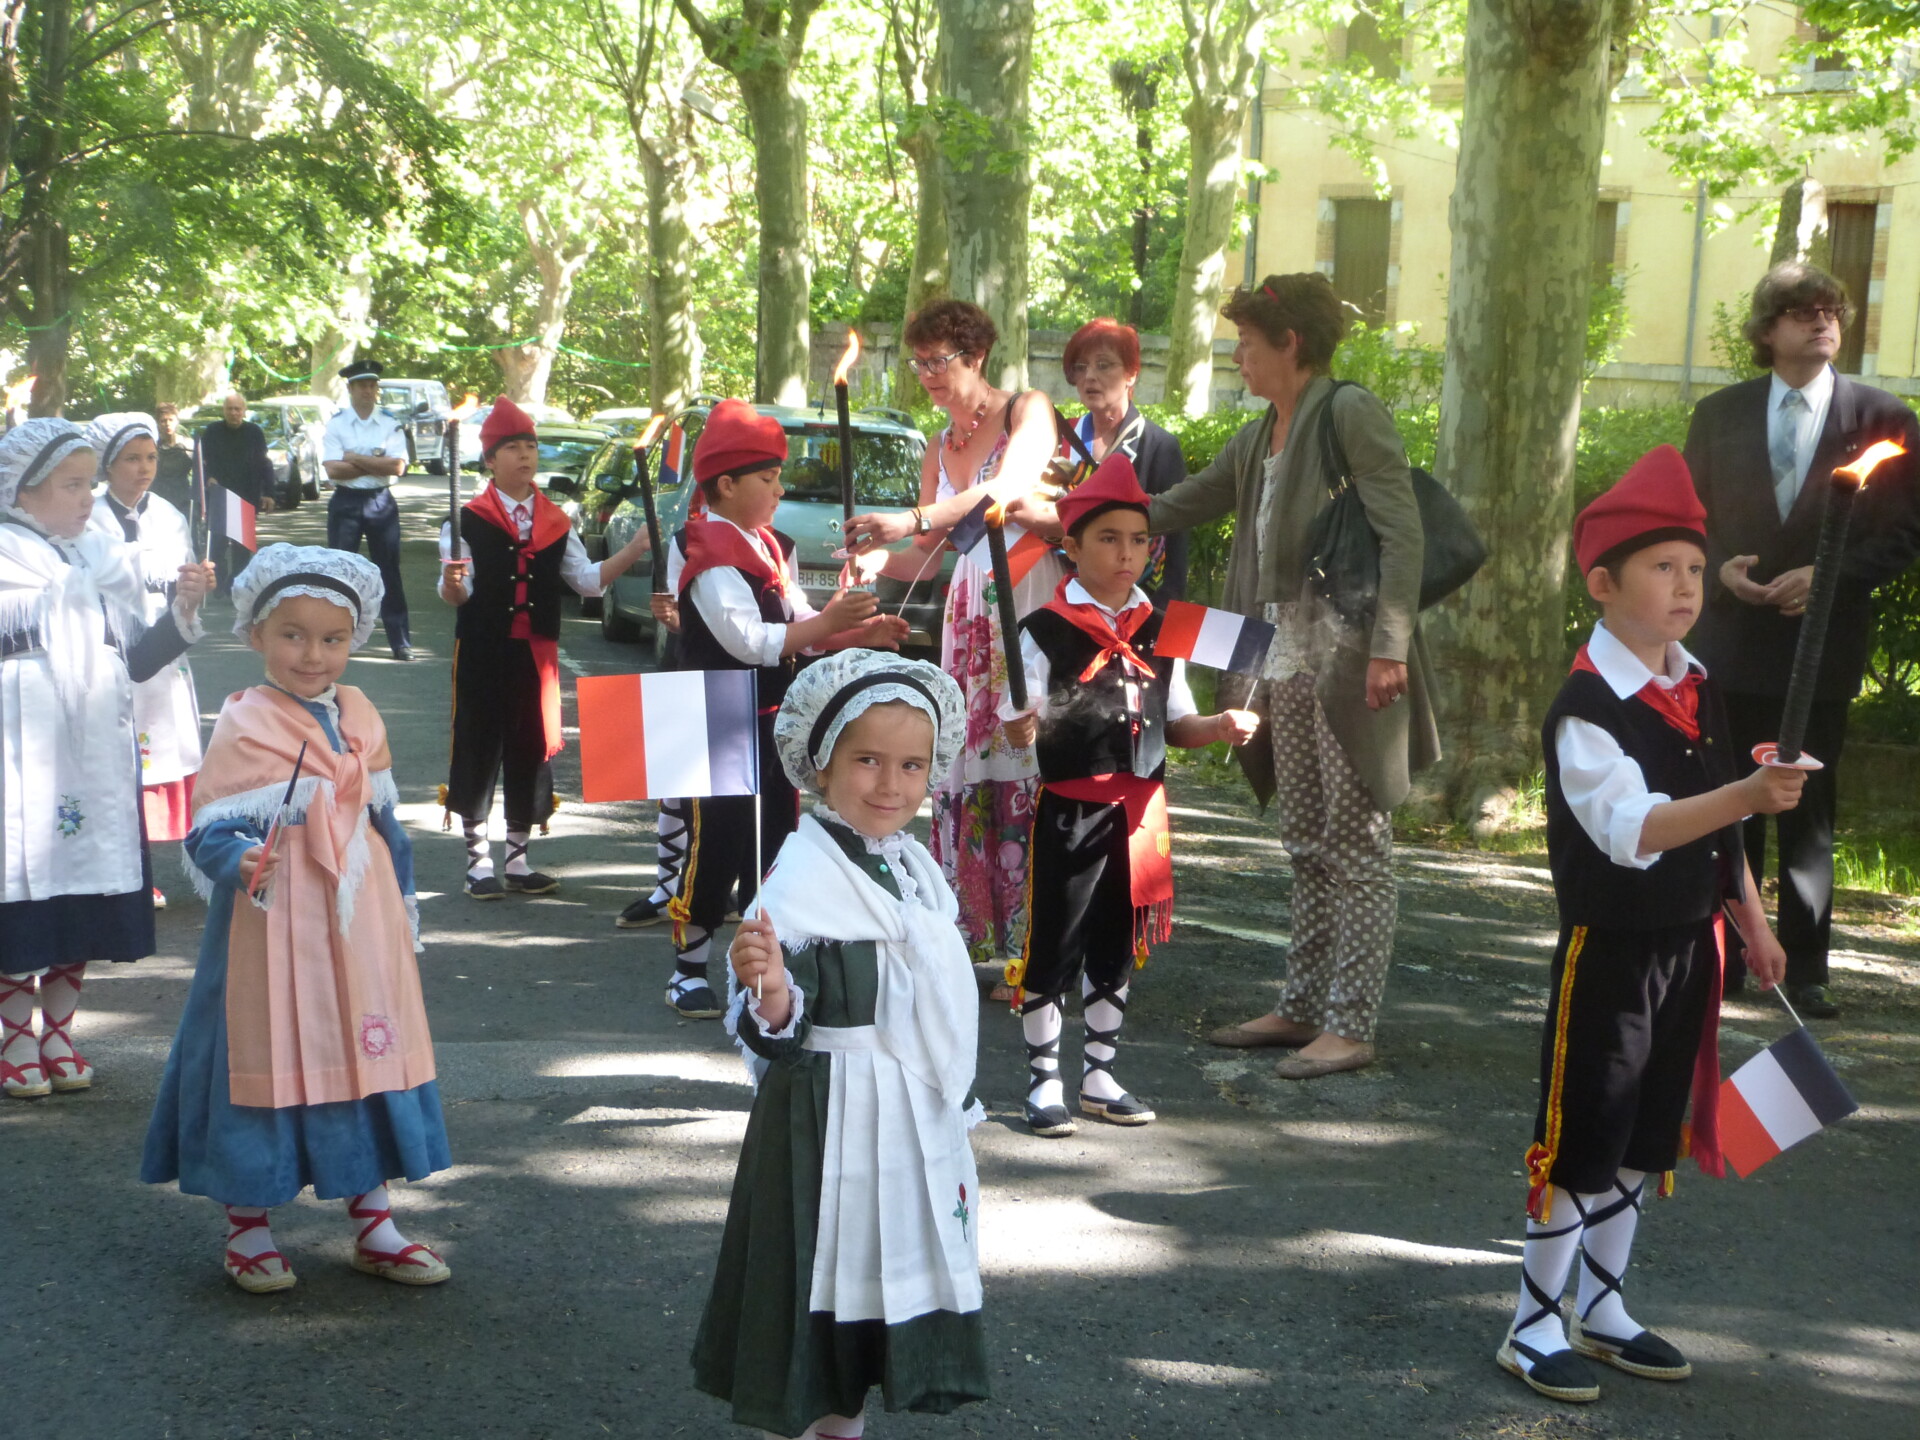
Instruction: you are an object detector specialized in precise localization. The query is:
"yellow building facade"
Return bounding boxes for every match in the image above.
[1228,8,1920,405]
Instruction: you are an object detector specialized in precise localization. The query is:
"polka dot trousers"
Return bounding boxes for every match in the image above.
[1266,672,1396,1045]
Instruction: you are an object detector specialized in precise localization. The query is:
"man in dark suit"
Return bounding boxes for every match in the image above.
[198,390,277,592]
[1686,262,1920,1018]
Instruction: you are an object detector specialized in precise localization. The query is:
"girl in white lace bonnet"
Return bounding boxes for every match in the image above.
[700,650,989,1438]
[140,543,455,1296]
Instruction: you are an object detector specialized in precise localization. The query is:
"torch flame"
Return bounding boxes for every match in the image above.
[634,414,668,450]
[983,498,1007,528]
[448,392,482,422]
[1835,440,1906,487]
[3,374,35,410]
[832,330,861,387]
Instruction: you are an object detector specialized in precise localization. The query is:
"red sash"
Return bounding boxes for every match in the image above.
[465,485,572,758]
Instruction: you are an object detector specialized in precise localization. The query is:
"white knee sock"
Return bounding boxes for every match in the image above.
[1021,994,1066,1111]
[464,820,493,881]
[348,1183,415,1255]
[0,973,41,1085]
[224,1205,280,1262]
[504,828,532,878]
[652,801,687,905]
[671,929,712,999]
[1575,1169,1649,1341]
[36,962,87,1076]
[1080,972,1130,1103]
[1509,1186,1583,1367]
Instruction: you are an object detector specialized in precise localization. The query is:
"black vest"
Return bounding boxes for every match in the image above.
[675,527,798,710]
[1542,667,1741,929]
[455,507,568,646]
[1024,606,1172,782]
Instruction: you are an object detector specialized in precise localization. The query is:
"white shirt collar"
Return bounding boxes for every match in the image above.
[1769,364,1834,412]
[1065,576,1149,618]
[1586,620,1702,699]
[493,487,532,513]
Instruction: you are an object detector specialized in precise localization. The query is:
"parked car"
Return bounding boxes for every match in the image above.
[248,394,336,505]
[587,406,653,438]
[454,419,615,537]
[378,378,452,472]
[593,402,950,660]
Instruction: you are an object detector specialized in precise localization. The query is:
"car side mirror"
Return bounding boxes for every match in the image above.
[594,473,626,495]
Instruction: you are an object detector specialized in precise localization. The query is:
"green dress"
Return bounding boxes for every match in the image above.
[692,818,990,1436]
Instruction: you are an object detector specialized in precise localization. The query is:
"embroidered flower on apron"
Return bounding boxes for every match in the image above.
[360,1013,398,1058]
[57,796,85,836]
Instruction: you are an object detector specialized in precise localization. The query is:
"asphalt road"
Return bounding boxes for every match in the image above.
[5,477,1915,1439]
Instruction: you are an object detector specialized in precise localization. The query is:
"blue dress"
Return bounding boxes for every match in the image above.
[140,690,450,1207]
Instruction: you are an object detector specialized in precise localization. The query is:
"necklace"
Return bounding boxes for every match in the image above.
[944,398,990,452]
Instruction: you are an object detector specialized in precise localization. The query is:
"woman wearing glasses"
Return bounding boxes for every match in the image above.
[843,299,1063,968]
[1061,317,1188,608]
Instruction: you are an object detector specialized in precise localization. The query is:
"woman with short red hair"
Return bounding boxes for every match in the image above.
[1060,318,1188,607]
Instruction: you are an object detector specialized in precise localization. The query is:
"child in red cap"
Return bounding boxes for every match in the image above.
[438,397,652,896]
[999,455,1256,1136]
[663,399,907,1019]
[1499,444,1803,1403]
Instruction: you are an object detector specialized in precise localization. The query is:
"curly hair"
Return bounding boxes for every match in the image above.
[1062,317,1141,380]
[903,299,997,366]
[1744,262,1853,369]
[1220,273,1349,373]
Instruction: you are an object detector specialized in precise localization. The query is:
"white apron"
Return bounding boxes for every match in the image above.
[743,815,984,1326]
[87,494,202,786]
[0,522,148,902]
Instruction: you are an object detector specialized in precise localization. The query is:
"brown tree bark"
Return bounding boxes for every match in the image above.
[1424,0,1641,828]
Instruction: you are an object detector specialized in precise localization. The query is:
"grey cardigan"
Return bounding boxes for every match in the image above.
[1147,375,1440,810]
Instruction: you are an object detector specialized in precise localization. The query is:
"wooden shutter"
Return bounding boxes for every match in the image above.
[1333,199,1392,326]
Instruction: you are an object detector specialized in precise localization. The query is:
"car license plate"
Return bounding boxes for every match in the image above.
[799,567,839,589]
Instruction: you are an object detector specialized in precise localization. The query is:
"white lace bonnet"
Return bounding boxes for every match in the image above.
[81,412,159,477]
[231,543,385,650]
[0,417,93,509]
[774,648,965,796]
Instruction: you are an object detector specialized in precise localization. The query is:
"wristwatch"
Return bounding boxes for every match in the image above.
[912,507,931,535]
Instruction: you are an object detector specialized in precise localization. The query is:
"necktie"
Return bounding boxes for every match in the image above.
[1771,389,1807,519]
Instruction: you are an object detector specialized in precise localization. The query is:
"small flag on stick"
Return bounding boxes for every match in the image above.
[948,491,1050,587]
[215,483,257,552]
[1155,599,1276,674]
[577,670,759,802]
[1717,1026,1858,1178]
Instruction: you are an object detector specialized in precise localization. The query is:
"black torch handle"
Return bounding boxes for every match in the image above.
[1775,477,1859,762]
[987,521,1027,712]
[446,419,464,562]
[637,444,666,595]
[835,384,855,526]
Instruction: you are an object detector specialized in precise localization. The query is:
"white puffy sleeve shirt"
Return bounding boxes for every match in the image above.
[684,517,820,667]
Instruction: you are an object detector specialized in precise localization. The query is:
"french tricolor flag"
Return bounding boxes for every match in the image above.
[658,423,688,490]
[215,484,256,552]
[1717,1027,1858,1178]
[948,491,1051,585]
[576,670,759,803]
[1155,599,1275,674]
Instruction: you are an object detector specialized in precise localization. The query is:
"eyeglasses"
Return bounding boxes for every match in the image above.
[1066,358,1129,382]
[909,351,964,376]
[1785,305,1845,326]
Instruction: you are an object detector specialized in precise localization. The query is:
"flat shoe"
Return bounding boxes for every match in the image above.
[1024,1100,1077,1138]
[666,984,724,1019]
[226,1249,297,1294]
[1569,1314,1691,1380]
[1273,1046,1374,1080]
[353,1242,450,1286]
[465,876,505,900]
[1207,1021,1318,1049]
[615,895,667,929]
[1496,1338,1600,1403]
[1080,1093,1156,1125]
[504,871,559,895]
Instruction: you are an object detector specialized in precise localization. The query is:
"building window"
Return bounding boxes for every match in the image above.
[1332,198,1392,326]
[1828,202,1876,373]
[1592,200,1620,288]
[1812,25,1850,74]
[1343,4,1403,79]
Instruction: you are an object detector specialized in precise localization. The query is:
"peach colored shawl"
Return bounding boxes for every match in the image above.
[192,685,435,1108]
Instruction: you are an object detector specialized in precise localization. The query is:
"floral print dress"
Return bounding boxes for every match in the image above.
[929,432,1064,962]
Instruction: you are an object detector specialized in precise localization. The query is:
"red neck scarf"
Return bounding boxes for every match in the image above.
[1571,644,1702,741]
[1043,578,1155,683]
[677,517,791,600]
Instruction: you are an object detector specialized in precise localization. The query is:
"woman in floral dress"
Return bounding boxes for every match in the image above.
[845,301,1064,966]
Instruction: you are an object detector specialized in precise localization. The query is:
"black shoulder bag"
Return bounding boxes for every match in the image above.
[1303,379,1487,627]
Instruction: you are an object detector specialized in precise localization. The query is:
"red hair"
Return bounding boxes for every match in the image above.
[1062,318,1141,380]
